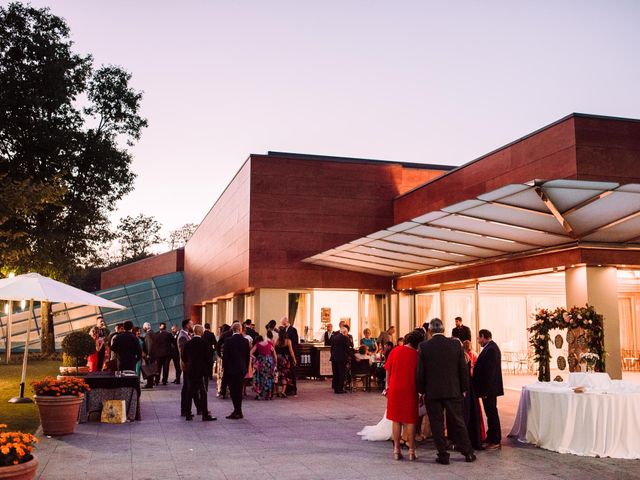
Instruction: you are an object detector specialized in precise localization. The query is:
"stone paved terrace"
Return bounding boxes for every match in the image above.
[35,379,639,480]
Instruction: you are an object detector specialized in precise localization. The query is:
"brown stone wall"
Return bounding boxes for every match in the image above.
[100,249,184,289]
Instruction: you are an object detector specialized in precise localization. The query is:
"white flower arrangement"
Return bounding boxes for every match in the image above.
[580,352,599,362]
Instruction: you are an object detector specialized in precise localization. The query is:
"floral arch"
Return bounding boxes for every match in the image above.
[528,304,605,382]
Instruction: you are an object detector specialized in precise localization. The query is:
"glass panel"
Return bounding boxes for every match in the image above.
[166,305,185,322]
[152,271,183,287]
[160,293,183,309]
[98,286,127,300]
[127,290,161,306]
[132,299,165,317]
[156,282,183,298]
[124,279,154,295]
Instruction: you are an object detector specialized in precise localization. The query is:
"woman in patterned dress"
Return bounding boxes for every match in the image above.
[250,334,277,400]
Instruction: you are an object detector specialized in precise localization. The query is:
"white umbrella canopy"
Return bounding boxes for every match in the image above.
[0,272,125,309]
[0,272,126,403]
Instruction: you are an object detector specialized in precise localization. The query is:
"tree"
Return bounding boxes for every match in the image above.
[0,3,147,354]
[167,222,199,250]
[116,214,163,261]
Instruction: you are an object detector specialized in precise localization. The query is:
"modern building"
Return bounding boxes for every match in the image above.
[5,113,638,379]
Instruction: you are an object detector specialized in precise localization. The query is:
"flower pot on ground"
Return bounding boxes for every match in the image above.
[0,424,38,480]
[31,377,90,436]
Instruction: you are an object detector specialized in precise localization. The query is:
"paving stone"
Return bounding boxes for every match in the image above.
[34,379,640,480]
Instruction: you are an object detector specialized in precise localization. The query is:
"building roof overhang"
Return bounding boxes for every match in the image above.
[303,179,640,279]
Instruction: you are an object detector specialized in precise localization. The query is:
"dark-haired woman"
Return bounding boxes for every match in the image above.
[385,332,420,461]
[275,327,296,398]
[251,333,277,400]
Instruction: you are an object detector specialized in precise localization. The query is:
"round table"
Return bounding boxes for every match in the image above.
[509,379,640,459]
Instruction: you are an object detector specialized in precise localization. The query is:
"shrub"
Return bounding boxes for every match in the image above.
[61,331,95,368]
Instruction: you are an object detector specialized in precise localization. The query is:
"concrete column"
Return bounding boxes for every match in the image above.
[204,303,214,326]
[565,266,622,379]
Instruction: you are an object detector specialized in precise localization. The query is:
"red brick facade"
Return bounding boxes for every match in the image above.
[100,249,184,289]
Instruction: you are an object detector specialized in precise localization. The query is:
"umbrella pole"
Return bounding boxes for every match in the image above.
[6,300,12,364]
[9,299,34,404]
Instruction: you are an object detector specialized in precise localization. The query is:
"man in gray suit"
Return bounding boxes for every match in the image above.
[416,318,476,465]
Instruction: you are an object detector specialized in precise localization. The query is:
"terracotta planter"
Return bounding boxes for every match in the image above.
[0,456,38,480]
[34,395,84,436]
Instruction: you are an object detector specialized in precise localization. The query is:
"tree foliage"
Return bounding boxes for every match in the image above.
[116,214,163,261]
[167,222,198,250]
[0,2,147,353]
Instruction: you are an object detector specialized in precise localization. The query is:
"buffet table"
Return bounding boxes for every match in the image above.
[509,373,640,459]
[78,372,141,423]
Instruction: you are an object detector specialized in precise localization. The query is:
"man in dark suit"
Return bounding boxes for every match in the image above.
[473,329,504,450]
[330,327,350,394]
[177,319,192,416]
[243,319,258,340]
[202,323,217,384]
[181,324,216,422]
[451,316,472,343]
[323,323,334,346]
[170,324,181,384]
[416,318,476,465]
[155,323,174,385]
[222,322,250,419]
[281,316,299,395]
[110,321,142,372]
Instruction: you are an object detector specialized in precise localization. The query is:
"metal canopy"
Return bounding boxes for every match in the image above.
[303,179,640,276]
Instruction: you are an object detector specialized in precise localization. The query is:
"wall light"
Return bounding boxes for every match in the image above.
[20,299,26,310]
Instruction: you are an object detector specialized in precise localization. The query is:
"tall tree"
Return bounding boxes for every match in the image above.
[116,214,163,262]
[0,3,147,354]
[167,222,199,250]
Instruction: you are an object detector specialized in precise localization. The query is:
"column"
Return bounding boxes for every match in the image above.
[565,266,622,379]
[398,292,414,339]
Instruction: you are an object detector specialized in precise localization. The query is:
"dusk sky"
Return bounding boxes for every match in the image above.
[27,0,640,238]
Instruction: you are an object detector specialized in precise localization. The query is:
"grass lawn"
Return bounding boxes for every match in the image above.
[0,360,60,433]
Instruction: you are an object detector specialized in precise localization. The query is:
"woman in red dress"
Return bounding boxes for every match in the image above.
[86,327,102,373]
[384,331,420,461]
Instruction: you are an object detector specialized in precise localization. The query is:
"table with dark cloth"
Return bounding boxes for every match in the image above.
[78,372,141,423]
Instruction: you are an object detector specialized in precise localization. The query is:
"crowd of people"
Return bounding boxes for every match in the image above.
[89,312,504,465]
[370,317,504,465]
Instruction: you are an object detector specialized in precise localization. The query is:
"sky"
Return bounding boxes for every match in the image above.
[22,0,640,239]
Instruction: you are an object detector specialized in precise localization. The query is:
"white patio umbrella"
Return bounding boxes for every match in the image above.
[0,272,126,403]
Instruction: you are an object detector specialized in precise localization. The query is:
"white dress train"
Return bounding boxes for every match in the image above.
[357,410,392,441]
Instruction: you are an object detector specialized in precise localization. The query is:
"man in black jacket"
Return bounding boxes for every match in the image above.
[170,324,181,384]
[473,329,504,450]
[323,323,334,346]
[222,322,250,419]
[155,323,174,386]
[416,318,475,465]
[110,321,142,372]
[142,323,158,389]
[281,316,299,396]
[330,327,350,394]
[181,324,215,422]
[202,323,217,385]
[451,316,472,343]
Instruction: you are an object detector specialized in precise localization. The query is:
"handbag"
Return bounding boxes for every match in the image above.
[141,361,158,379]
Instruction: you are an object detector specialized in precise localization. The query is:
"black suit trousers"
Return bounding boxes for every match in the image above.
[226,373,244,414]
[180,377,190,414]
[172,352,181,381]
[331,361,346,392]
[482,396,501,444]
[157,355,170,384]
[186,376,207,417]
[426,397,473,456]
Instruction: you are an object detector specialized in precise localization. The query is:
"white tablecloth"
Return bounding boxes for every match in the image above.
[509,380,640,459]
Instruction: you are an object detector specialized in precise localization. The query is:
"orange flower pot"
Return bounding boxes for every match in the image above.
[34,395,84,436]
[0,456,38,480]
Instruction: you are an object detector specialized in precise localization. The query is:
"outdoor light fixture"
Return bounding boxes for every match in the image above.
[20,299,26,310]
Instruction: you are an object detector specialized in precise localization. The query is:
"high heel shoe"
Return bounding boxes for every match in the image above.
[408,449,417,461]
[393,449,403,460]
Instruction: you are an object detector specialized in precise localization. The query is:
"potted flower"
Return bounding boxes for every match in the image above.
[31,377,90,436]
[0,424,38,480]
[580,352,600,373]
[59,331,95,376]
